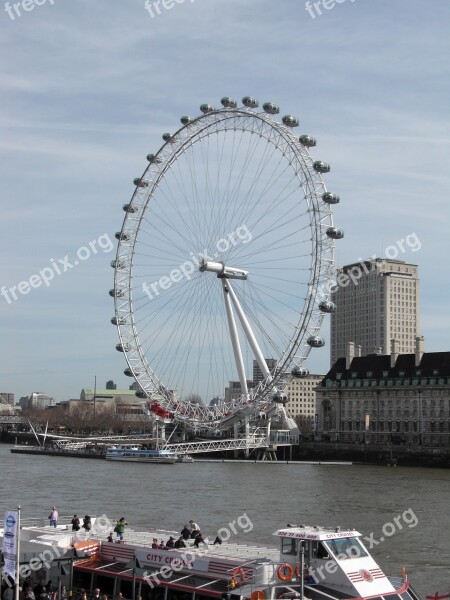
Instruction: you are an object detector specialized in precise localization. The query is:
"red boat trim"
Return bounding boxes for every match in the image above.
[346,580,409,600]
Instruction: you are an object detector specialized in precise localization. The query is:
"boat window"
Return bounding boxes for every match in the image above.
[93,574,116,596]
[324,538,368,559]
[313,542,330,560]
[282,537,298,555]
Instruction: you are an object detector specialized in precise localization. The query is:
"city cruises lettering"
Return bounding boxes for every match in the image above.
[277,530,357,540]
[135,548,208,572]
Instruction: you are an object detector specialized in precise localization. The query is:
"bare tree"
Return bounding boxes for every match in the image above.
[184,393,204,405]
[294,414,314,436]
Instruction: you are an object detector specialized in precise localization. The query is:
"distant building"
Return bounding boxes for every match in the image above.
[330,258,420,366]
[106,380,117,390]
[18,396,30,409]
[224,380,255,403]
[253,358,277,384]
[284,373,324,420]
[80,388,148,416]
[29,392,56,410]
[209,397,223,407]
[129,381,140,391]
[0,393,14,406]
[317,336,450,446]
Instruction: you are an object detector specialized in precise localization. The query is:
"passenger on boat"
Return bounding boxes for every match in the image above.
[189,520,200,538]
[71,515,80,531]
[181,524,191,540]
[90,588,101,600]
[107,532,114,543]
[174,536,187,549]
[158,540,165,549]
[193,532,206,548]
[151,538,158,549]
[115,517,128,541]
[48,506,58,528]
[82,516,92,532]
[166,536,175,549]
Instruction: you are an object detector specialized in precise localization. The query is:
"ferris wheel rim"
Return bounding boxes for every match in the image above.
[112,99,339,427]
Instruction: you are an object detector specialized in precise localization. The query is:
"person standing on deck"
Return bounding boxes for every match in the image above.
[115,517,128,541]
[48,507,58,528]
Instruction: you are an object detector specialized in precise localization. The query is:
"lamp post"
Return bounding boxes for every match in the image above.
[93,376,97,421]
[299,540,305,600]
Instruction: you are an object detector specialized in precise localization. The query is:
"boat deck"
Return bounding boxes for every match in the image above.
[17,520,281,565]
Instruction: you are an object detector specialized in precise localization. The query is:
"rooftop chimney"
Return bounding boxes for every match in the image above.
[346,341,355,370]
[390,339,399,368]
[355,344,362,358]
[415,336,425,367]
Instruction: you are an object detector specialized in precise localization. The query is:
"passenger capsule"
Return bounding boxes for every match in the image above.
[116,342,130,352]
[326,227,344,240]
[322,192,340,205]
[272,391,288,404]
[282,115,299,128]
[291,366,309,378]
[109,288,124,298]
[299,134,317,147]
[242,96,258,108]
[313,161,330,173]
[110,259,125,270]
[115,231,130,241]
[319,300,336,313]
[111,316,126,326]
[180,116,192,125]
[133,178,149,188]
[200,103,214,114]
[123,203,138,213]
[307,336,325,348]
[146,153,161,163]
[162,133,174,142]
[263,102,279,115]
[124,367,134,377]
[221,97,237,108]
[135,390,147,399]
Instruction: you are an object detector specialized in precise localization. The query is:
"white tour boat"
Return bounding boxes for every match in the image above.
[0,517,423,600]
[105,445,178,464]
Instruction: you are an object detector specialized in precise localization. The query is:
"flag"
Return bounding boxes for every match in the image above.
[2,510,18,580]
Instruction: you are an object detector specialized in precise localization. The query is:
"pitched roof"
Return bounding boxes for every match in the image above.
[321,351,450,384]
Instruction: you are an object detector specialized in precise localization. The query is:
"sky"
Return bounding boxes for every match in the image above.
[1,0,450,403]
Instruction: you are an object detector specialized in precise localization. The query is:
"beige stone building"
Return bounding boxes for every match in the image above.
[330,258,420,366]
[284,373,323,420]
[317,337,450,447]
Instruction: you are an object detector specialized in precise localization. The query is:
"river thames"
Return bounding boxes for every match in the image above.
[0,444,448,598]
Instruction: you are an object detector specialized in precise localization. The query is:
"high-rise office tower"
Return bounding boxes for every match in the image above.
[330,258,420,365]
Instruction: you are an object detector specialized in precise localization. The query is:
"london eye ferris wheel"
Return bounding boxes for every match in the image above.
[110,96,343,431]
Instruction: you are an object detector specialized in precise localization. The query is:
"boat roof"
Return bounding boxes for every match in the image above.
[273,524,361,540]
[6,520,280,566]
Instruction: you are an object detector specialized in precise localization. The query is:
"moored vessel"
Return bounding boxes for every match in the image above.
[0,518,422,600]
[105,445,178,463]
